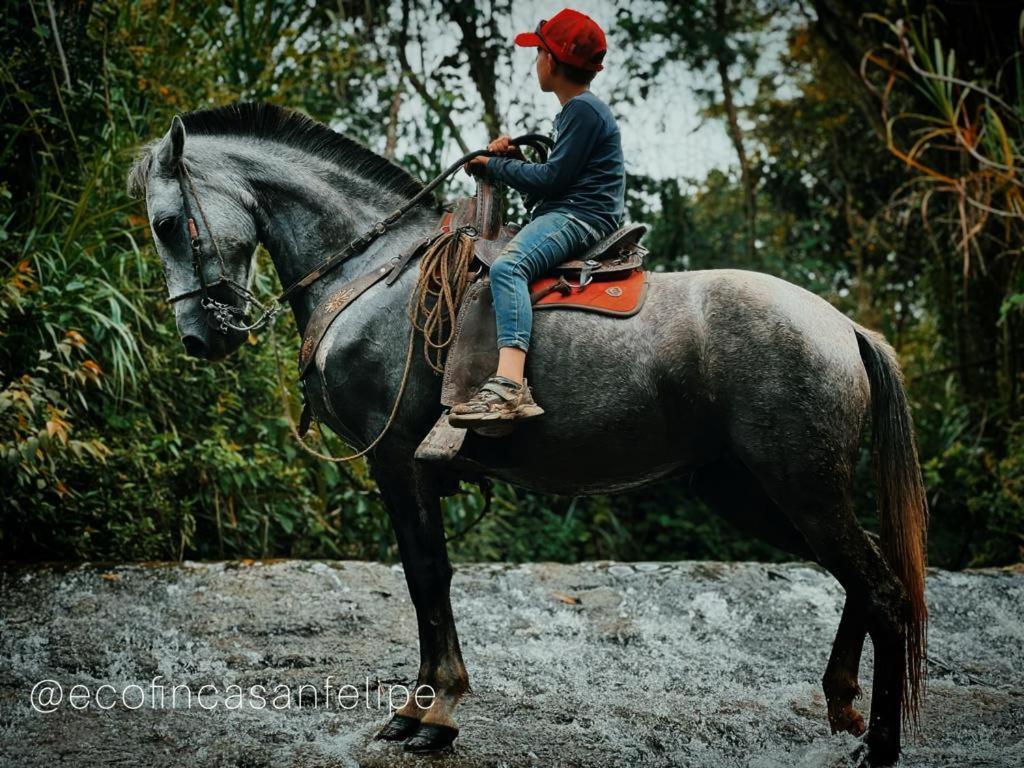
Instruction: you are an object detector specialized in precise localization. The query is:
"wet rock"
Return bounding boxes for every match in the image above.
[0,561,1021,767]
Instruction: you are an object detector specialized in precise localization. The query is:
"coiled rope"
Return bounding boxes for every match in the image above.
[408,229,478,374]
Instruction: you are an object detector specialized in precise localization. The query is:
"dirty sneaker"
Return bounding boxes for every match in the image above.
[448,374,545,427]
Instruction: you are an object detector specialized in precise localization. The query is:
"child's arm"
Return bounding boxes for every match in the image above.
[482,100,604,198]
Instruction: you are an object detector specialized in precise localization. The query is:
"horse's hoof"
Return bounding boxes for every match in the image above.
[374,714,420,741]
[864,728,900,767]
[829,704,866,737]
[403,723,459,753]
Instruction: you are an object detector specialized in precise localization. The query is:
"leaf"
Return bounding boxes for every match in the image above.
[81,360,103,382]
[65,329,88,348]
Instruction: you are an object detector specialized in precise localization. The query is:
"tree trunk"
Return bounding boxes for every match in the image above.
[384,75,403,159]
[446,0,503,137]
[713,0,756,264]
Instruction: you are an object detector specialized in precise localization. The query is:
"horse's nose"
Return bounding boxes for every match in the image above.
[182,334,208,358]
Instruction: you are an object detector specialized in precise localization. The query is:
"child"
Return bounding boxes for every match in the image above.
[448,7,625,428]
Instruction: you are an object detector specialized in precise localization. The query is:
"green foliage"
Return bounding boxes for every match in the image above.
[0,0,397,560]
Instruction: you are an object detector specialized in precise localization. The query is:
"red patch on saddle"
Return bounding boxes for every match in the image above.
[529,269,648,317]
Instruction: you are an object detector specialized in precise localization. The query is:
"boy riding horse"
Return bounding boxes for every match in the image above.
[451,8,626,427]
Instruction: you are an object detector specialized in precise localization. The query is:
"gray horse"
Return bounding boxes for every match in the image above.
[128,103,927,765]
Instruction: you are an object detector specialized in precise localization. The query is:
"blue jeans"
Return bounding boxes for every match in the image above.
[490,211,603,351]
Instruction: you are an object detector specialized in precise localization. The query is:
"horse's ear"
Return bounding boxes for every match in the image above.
[158,115,186,166]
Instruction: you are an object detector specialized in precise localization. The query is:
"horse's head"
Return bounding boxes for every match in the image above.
[128,116,258,360]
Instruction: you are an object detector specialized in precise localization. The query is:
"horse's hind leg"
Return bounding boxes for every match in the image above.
[368,451,469,753]
[695,457,869,737]
[764,484,910,766]
[806,514,908,765]
[824,597,867,736]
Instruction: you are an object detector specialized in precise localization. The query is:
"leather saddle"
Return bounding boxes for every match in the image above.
[449,179,648,282]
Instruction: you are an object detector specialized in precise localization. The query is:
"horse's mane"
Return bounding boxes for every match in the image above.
[127,102,425,201]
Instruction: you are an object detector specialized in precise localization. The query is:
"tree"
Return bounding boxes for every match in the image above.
[617,0,789,263]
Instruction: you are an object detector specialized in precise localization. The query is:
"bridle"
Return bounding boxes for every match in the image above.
[169,160,275,332]
[167,133,554,335]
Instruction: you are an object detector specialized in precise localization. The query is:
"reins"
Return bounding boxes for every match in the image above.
[175,132,551,466]
[269,312,417,463]
[171,133,553,337]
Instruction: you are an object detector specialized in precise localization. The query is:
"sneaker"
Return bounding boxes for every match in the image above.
[448,374,545,427]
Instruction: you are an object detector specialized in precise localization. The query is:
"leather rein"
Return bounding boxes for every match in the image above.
[168,134,553,336]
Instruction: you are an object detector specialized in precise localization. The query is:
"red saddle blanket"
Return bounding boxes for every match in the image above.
[529,269,648,317]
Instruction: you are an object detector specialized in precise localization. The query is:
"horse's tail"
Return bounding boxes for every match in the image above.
[855,324,928,725]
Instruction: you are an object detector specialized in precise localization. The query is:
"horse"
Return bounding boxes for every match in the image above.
[127,102,927,765]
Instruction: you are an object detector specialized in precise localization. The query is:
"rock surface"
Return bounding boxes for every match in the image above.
[0,560,1021,767]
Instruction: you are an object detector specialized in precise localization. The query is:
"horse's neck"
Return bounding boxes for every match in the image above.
[254,172,439,331]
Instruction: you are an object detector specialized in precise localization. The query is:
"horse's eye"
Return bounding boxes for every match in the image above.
[154,216,178,240]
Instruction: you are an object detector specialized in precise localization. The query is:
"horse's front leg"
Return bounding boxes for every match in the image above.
[368,451,469,753]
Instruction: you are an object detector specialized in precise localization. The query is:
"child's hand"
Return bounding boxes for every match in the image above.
[464,156,489,177]
[488,135,524,159]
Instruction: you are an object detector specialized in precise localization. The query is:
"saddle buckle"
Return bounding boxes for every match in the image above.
[578,259,600,289]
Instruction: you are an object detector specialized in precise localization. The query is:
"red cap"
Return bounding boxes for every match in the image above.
[514,8,607,72]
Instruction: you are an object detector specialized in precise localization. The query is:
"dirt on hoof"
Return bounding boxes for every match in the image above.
[1,560,1021,767]
[829,704,866,737]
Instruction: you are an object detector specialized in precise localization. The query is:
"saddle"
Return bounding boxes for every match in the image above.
[449,178,648,284]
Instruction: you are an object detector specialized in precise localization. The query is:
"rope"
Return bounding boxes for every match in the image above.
[269,316,417,464]
[270,230,476,462]
[445,478,494,543]
[408,229,478,374]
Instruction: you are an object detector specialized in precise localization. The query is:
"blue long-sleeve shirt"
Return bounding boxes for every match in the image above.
[482,90,625,236]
